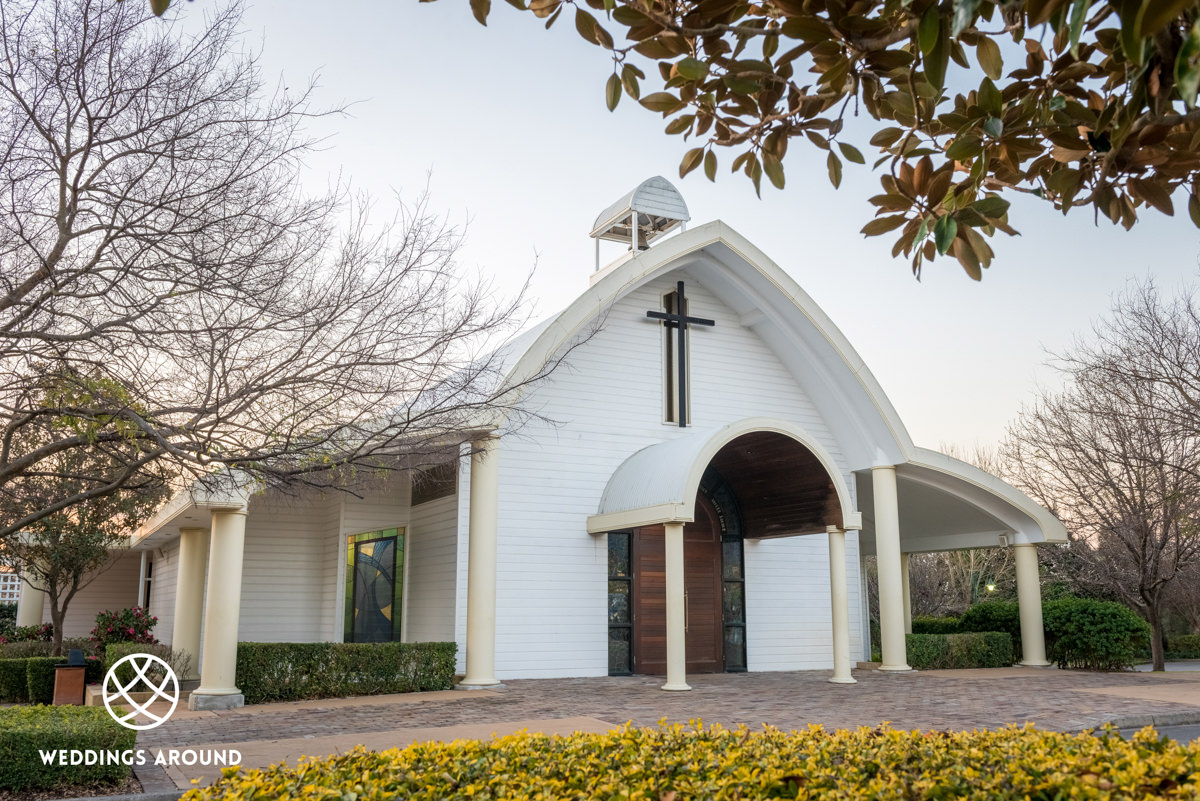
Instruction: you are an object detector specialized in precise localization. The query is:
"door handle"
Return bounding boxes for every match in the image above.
[684,591,689,632]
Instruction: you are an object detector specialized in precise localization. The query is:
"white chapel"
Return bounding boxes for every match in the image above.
[16,177,1067,710]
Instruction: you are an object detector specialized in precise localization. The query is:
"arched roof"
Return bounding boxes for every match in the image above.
[498,220,914,469]
[587,417,861,534]
[495,220,1066,545]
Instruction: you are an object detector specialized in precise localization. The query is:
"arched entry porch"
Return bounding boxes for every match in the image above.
[589,418,863,690]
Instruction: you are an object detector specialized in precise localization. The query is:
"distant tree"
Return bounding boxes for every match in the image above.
[0,0,545,543]
[414,0,1200,279]
[1003,281,1200,671]
[3,390,167,655]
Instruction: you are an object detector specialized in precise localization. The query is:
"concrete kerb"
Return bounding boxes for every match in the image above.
[1101,710,1200,730]
[47,793,183,801]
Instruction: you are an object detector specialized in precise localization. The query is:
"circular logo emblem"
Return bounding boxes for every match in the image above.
[102,653,180,731]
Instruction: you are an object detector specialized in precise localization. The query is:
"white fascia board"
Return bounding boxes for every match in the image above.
[587,504,694,534]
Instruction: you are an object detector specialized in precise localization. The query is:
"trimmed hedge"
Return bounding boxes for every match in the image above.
[16,656,105,704]
[0,706,134,792]
[0,659,28,702]
[906,632,1013,669]
[911,616,961,634]
[185,723,1200,801]
[958,601,1022,640]
[236,641,456,704]
[0,637,91,659]
[1167,634,1200,659]
[1042,597,1150,671]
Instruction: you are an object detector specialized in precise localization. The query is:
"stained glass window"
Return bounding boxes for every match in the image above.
[344,528,405,642]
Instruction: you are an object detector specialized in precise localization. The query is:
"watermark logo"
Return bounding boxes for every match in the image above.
[102,653,179,730]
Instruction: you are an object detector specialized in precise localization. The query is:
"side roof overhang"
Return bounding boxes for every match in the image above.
[127,475,252,550]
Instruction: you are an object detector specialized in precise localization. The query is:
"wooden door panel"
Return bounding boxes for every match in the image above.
[632,526,666,675]
[630,494,724,676]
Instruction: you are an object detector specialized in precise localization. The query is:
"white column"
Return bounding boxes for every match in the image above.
[461,435,501,688]
[901,552,913,634]
[662,520,690,691]
[173,528,210,681]
[872,465,911,671]
[827,526,856,684]
[1015,543,1050,666]
[188,507,247,710]
[15,578,45,627]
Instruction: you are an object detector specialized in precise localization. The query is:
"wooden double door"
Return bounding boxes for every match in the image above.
[631,496,723,675]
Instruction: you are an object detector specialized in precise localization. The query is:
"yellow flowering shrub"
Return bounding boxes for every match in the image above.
[184,723,1200,800]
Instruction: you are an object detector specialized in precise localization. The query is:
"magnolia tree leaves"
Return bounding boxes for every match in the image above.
[442,0,1200,280]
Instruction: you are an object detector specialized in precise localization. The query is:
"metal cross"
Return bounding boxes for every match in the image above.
[646,280,715,428]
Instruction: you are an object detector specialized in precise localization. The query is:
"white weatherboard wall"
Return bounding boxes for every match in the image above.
[43,551,141,638]
[489,273,865,679]
[406,494,458,643]
[150,539,182,645]
[238,497,329,642]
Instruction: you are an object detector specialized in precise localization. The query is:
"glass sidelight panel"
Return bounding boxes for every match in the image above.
[722,535,746,672]
[723,626,746,670]
[607,531,633,675]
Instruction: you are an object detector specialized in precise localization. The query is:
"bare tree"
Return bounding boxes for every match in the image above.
[0,0,543,542]
[1003,282,1200,670]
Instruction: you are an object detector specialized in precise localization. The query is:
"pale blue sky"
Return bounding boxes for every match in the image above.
[198,0,1200,452]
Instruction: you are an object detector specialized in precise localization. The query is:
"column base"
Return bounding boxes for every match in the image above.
[188,692,244,711]
[828,676,857,684]
[660,682,692,692]
[877,664,913,672]
[455,680,506,691]
[1018,660,1052,667]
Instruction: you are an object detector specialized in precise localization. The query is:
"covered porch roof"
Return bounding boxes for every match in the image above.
[855,448,1068,554]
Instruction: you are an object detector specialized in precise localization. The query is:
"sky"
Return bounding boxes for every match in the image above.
[187,0,1200,453]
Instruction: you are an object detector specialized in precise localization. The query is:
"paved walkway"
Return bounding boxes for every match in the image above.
[130,667,1200,791]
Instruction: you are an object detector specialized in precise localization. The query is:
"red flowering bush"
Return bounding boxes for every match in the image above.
[0,623,54,644]
[90,607,157,655]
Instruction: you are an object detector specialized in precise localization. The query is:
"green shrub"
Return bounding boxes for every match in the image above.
[236,641,456,705]
[186,723,1200,801]
[0,659,28,703]
[106,642,192,689]
[1167,634,1200,659]
[0,637,91,659]
[911,616,961,634]
[24,656,104,704]
[26,656,62,704]
[906,632,1013,669]
[0,705,134,792]
[1042,597,1151,671]
[959,601,1022,639]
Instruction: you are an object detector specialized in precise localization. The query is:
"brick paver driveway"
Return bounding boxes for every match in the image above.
[139,667,1200,751]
